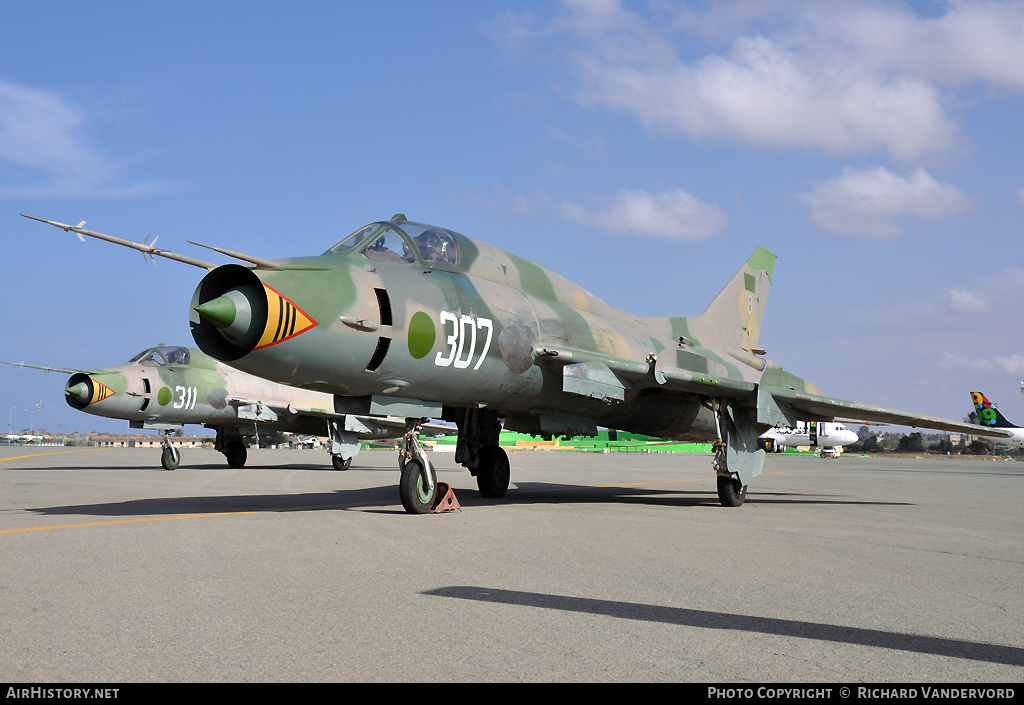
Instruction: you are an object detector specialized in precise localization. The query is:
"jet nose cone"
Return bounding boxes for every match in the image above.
[194,296,237,329]
[64,375,116,408]
[65,381,91,404]
[194,289,255,342]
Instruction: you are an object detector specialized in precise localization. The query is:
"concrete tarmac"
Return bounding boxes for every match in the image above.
[0,446,1021,683]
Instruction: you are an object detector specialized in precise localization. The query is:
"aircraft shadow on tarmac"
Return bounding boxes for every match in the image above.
[423,586,1024,668]
[504,482,911,508]
[26,486,398,517]
[25,478,910,518]
[23,463,350,473]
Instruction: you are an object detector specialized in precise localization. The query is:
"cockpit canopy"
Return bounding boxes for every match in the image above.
[128,346,191,367]
[324,220,459,266]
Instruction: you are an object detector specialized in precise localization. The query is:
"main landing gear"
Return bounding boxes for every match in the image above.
[453,408,509,498]
[710,398,758,508]
[214,428,248,469]
[475,445,510,498]
[713,440,748,507]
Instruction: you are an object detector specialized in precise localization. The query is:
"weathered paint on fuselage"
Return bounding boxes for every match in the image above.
[190,220,794,442]
[69,345,338,436]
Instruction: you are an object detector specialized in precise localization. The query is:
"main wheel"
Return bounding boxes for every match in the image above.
[400,459,437,514]
[717,476,747,507]
[332,455,352,471]
[225,440,247,469]
[160,446,180,471]
[477,445,510,498]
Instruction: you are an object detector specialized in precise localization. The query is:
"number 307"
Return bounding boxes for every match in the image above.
[434,312,493,371]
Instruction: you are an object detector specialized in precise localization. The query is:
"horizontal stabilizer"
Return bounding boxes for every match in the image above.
[656,361,756,399]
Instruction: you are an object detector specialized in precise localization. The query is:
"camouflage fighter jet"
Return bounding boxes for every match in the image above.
[5,343,452,471]
[25,214,1010,512]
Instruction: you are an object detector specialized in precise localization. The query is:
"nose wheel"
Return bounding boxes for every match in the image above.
[160,443,180,471]
[400,458,437,514]
[159,431,181,471]
[398,419,437,514]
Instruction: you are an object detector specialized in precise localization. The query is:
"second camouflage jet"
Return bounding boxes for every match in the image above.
[6,343,450,470]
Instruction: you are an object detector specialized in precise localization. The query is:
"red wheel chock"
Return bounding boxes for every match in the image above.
[430,482,462,513]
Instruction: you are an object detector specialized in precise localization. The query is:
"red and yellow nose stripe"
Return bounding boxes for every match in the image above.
[67,378,116,406]
[89,380,116,404]
[256,284,317,350]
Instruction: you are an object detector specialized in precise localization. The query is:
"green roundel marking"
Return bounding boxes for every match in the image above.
[157,387,172,406]
[407,311,436,359]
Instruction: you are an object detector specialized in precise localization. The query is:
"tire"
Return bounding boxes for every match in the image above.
[225,440,247,469]
[477,445,510,498]
[160,446,180,471]
[717,476,747,507]
[332,455,352,471]
[399,459,436,514]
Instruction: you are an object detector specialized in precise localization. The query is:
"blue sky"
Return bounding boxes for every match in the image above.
[3,0,1024,435]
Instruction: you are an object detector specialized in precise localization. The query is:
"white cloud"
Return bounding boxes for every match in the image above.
[497,0,1024,159]
[942,267,1024,317]
[573,34,954,160]
[831,0,1024,88]
[0,79,170,198]
[940,352,1024,376]
[948,289,987,314]
[799,166,972,237]
[559,188,726,239]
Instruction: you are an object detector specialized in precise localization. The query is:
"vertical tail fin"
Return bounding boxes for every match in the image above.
[971,391,1020,428]
[690,246,776,352]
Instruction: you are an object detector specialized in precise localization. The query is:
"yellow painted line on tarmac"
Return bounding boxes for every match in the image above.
[0,499,396,534]
[1,458,835,533]
[0,448,390,533]
[1,512,260,534]
[0,448,102,462]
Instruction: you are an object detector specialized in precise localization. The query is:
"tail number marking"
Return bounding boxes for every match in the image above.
[173,386,198,410]
[435,312,493,371]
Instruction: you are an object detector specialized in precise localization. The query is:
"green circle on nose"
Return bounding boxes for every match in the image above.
[407,311,436,359]
[158,387,173,406]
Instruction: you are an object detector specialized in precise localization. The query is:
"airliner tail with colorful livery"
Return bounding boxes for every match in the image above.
[970,392,1024,447]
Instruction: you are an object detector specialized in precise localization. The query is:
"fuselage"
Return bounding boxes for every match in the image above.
[190,219,777,441]
[760,421,858,448]
[1001,430,1024,447]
